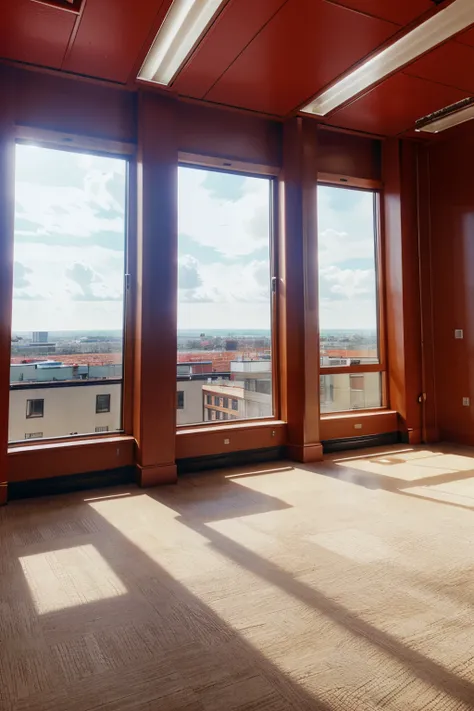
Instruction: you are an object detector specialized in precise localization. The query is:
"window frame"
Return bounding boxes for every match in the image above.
[318,175,387,414]
[96,394,111,414]
[9,125,134,446]
[26,399,44,419]
[176,154,280,428]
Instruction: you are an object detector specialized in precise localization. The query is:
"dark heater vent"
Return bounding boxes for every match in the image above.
[431,0,448,4]
[415,97,474,131]
[31,0,83,12]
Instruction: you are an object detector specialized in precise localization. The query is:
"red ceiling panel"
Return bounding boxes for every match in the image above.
[206,0,398,116]
[404,40,474,95]
[63,0,172,83]
[324,0,435,26]
[173,0,288,99]
[454,26,474,48]
[0,0,75,69]
[328,73,468,136]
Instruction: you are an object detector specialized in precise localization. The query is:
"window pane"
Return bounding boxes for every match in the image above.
[320,373,382,413]
[318,186,379,367]
[177,166,273,425]
[10,144,127,442]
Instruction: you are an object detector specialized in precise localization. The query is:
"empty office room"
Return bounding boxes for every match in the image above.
[2,1,474,709]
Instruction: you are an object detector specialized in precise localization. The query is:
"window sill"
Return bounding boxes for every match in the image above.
[177,419,285,436]
[320,409,396,421]
[8,434,134,454]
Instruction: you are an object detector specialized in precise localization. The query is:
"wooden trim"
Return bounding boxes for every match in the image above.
[320,364,382,375]
[320,410,398,441]
[318,172,382,190]
[0,75,15,491]
[136,462,177,487]
[382,139,423,434]
[15,125,136,156]
[176,421,287,459]
[279,117,321,452]
[134,93,178,483]
[375,190,388,403]
[7,436,135,482]
[179,152,280,176]
[286,443,323,463]
[122,158,137,436]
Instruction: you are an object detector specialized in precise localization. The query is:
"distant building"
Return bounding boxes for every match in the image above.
[32,331,48,343]
[202,360,273,421]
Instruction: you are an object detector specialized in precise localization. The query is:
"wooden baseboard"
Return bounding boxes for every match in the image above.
[286,443,323,463]
[136,463,177,487]
[0,481,7,506]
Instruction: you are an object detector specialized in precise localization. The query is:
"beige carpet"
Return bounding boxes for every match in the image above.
[3,444,474,710]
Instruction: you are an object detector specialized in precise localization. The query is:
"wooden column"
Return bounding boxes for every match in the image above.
[134,93,178,486]
[383,139,423,443]
[0,71,15,504]
[279,117,322,463]
[416,144,438,443]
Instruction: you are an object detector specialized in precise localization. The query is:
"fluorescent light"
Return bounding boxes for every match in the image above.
[416,98,474,133]
[302,0,474,116]
[138,0,227,86]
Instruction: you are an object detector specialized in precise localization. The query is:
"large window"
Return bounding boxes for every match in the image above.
[9,143,127,442]
[177,164,274,425]
[318,184,384,413]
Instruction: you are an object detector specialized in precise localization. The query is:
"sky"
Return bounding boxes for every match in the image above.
[318,185,378,332]
[13,144,126,332]
[12,145,377,335]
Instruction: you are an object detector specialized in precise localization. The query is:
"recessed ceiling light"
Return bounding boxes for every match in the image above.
[415,96,474,133]
[138,0,227,86]
[302,0,474,117]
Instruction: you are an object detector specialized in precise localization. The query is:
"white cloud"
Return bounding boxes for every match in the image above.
[178,167,270,257]
[320,265,375,300]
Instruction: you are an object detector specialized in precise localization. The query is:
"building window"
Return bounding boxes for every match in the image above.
[210,410,216,421]
[26,399,44,419]
[95,426,109,433]
[177,164,274,426]
[216,410,221,420]
[206,394,212,405]
[96,394,111,413]
[232,399,238,411]
[177,390,184,409]
[318,185,384,413]
[223,412,228,420]
[25,432,43,439]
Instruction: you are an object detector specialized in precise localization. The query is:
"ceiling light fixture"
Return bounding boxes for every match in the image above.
[415,96,474,132]
[138,0,227,86]
[302,0,474,117]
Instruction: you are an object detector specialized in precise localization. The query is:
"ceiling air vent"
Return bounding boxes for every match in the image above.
[415,97,474,133]
[31,0,84,12]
